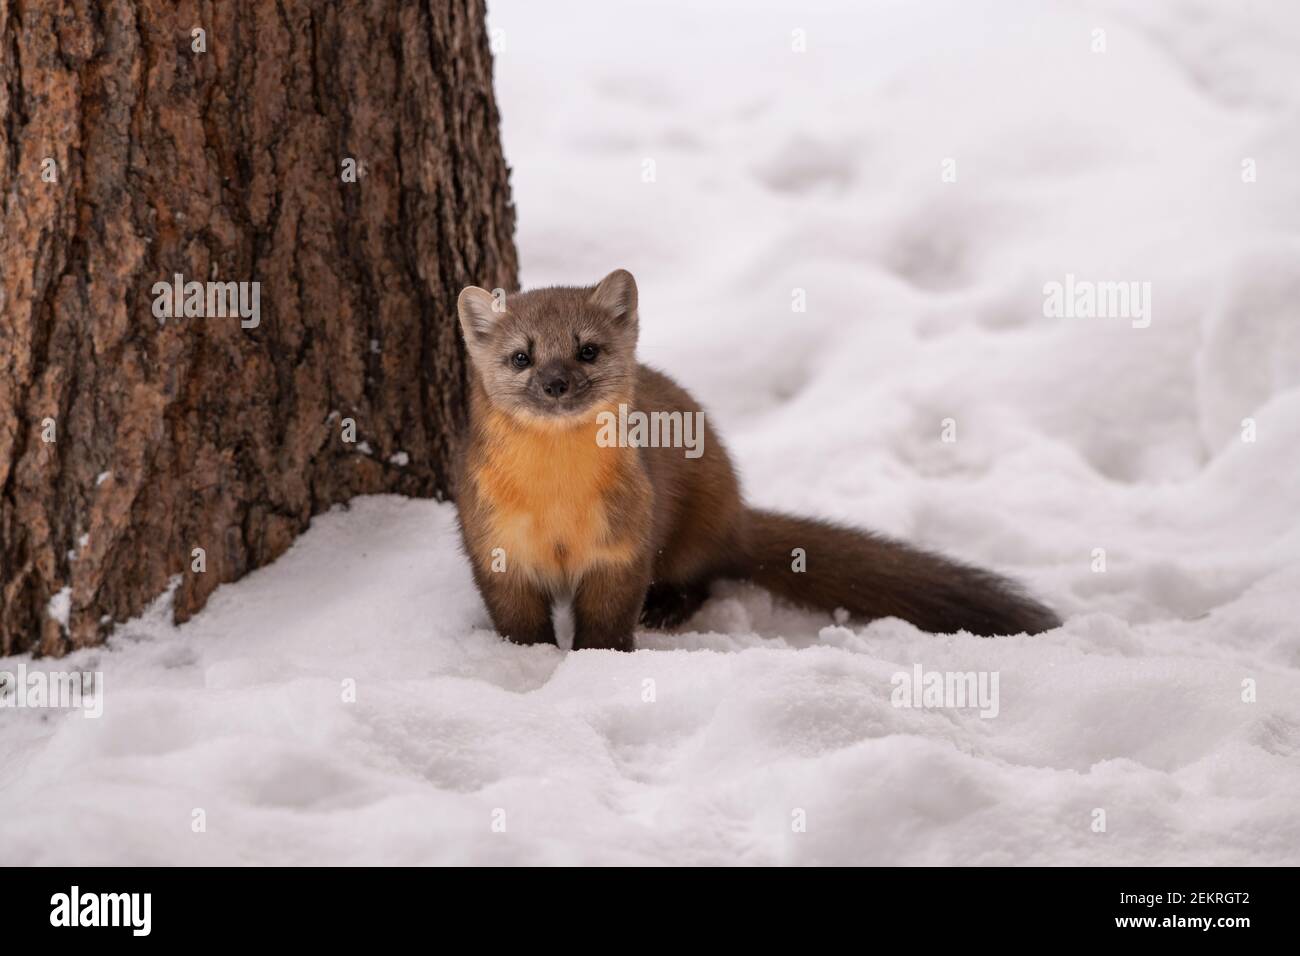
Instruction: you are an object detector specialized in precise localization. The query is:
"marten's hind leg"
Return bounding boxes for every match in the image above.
[639,578,712,630]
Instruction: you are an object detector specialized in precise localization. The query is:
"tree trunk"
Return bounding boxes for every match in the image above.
[0,0,516,655]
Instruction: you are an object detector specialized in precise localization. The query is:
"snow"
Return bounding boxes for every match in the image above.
[2,0,1299,865]
[45,588,71,633]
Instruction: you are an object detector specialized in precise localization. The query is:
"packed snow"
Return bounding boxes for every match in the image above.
[2,0,1298,865]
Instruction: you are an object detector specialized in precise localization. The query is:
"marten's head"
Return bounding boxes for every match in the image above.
[457,269,639,424]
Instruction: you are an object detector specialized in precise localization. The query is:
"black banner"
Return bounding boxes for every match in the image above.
[0,866,1282,943]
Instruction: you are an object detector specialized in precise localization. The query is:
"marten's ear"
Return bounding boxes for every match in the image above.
[590,269,638,324]
[457,286,503,346]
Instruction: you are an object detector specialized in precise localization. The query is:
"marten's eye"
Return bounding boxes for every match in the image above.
[578,344,598,363]
[511,351,531,369]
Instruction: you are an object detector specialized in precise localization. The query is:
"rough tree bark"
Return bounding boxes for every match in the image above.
[0,0,517,654]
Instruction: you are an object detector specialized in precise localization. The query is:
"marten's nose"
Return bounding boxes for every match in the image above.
[542,374,570,398]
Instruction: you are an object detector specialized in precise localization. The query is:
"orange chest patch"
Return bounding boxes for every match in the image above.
[473,408,638,582]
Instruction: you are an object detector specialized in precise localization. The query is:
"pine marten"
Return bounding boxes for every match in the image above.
[454,269,1059,651]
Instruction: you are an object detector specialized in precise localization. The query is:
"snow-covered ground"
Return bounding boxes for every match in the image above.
[3,0,1299,865]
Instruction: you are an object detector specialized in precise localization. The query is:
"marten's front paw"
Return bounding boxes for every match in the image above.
[572,629,636,652]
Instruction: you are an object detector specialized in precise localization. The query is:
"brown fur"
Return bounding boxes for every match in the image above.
[455,271,1059,651]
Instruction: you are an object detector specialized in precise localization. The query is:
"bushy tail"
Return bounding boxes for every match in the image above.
[738,509,1059,636]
